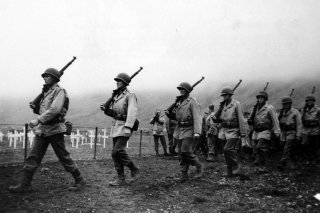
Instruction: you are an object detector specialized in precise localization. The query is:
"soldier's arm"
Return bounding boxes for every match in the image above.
[191,99,202,135]
[37,89,65,124]
[295,109,302,138]
[125,93,138,129]
[269,106,281,135]
[236,102,246,136]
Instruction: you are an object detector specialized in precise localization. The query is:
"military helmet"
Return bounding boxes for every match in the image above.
[114,73,131,85]
[281,96,292,104]
[41,68,60,82]
[177,82,192,93]
[256,91,268,100]
[221,87,234,96]
[305,94,316,101]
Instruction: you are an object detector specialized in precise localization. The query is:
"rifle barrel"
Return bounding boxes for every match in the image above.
[130,67,143,79]
[232,79,242,91]
[192,76,205,88]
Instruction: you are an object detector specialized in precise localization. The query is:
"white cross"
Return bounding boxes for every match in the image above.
[28,131,35,148]
[101,128,109,148]
[0,131,4,142]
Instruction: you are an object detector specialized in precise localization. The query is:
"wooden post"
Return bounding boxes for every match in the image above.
[139,129,142,157]
[94,127,98,160]
[24,123,28,164]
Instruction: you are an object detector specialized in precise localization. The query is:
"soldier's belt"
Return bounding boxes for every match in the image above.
[46,116,65,125]
[221,121,239,129]
[280,123,296,131]
[177,121,193,127]
[302,120,319,128]
[253,123,272,132]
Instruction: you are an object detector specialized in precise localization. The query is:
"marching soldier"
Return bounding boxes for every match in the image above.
[300,94,320,164]
[213,88,246,176]
[248,91,280,168]
[206,104,219,162]
[172,82,203,181]
[166,118,178,155]
[278,96,302,170]
[9,68,86,192]
[150,109,169,156]
[101,73,140,186]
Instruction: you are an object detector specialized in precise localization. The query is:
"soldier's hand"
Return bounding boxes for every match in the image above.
[29,119,39,128]
[29,102,36,109]
[100,104,105,111]
[124,127,132,137]
[193,133,200,140]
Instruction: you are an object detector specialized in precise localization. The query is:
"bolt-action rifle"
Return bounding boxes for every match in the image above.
[30,57,77,114]
[247,82,269,125]
[289,89,295,97]
[165,76,205,120]
[213,79,243,122]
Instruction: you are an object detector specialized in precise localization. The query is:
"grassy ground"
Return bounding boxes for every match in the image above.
[1,153,320,213]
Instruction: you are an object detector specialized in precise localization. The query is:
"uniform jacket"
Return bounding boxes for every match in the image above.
[279,107,302,140]
[206,112,219,136]
[35,83,67,137]
[150,115,166,136]
[174,96,202,139]
[253,103,281,135]
[109,89,138,138]
[219,99,246,135]
[301,105,320,135]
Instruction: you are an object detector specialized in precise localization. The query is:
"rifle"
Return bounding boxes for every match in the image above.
[311,86,316,94]
[247,82,269,125]
[213,79,242,122]
[289,89,295,97]
[30,57,77,114]
[101,67,143,110]
[164,76,205,120]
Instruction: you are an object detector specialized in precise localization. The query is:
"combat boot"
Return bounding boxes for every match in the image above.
[109,177,127,186]
[155,150,160,156]
[8,170,33,193]
[232,163,241,175]
[193,163,204,179]
[69,169,86,191]
[127,163,140,183]
[178,171,189,182]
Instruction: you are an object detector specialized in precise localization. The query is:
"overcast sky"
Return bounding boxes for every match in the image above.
[1,0,320,99]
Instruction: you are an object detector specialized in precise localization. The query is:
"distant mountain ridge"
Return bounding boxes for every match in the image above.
[1,77,319,128]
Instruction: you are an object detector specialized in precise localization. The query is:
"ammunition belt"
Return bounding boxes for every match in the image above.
[177,120,193,127]
[253,123,272,132]
[302,120,319,128]
[280,123,296,131]
[221,121,239,129]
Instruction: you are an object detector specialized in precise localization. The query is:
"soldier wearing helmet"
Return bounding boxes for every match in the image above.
[277,96,302,170]
[213,87,246,177]
[206,104,219,162]
[173,81,203,181]
[150,109,169,156]
[250,91,280,168]
[101,72,140,186]
[9,68,86,193]
[300,94,320,164]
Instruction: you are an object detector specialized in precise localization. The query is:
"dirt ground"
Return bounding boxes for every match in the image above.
[1,154,320,213]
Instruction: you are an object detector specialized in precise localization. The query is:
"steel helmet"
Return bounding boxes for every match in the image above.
[114,73,131,85]
[41,68,60,82]
[221,87,234,96]
[256,91,268,100]
[177,82,192,93]
[281,96,292,104]
[305,94,316,101]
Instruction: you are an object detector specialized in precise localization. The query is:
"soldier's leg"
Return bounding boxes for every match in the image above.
[110,137,126,186]
[153,135,160,155]
[171,137,178,155]
[280,139,296,164]
[50,133,85,190]
[181,137,203,179]
[160,135,169,156]
[9,135,49,192]
[310,135,320,163]
[301,134,310,162]
[168,133,173,154]
[256,138,269,166]
[223,138,240,175]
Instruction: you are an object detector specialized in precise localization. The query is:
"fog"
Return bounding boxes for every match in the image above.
[1,0,320,99]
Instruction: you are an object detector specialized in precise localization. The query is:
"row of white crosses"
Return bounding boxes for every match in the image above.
[70,128,110,149]
[5,127,35,149]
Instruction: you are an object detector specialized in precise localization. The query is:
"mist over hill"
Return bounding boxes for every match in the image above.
[1,76,319,129]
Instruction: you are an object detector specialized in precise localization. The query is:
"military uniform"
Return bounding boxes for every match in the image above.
[107,88,140,183]
[150,114,169,155]
[301,104,320,162]
[206,112,219,161]
[218,99,246,175]
[166,118,178,155]
[251,103,280,165]
[279,107,302,165]
[9,70,85,192]
[174,96,203,179]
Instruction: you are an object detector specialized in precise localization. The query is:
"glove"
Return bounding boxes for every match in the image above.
[100,104,105,111]
[124,127,132,137]
[112,89,119,98]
